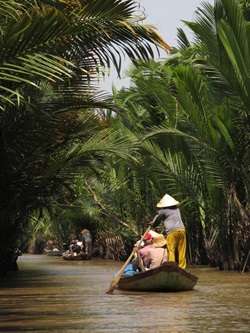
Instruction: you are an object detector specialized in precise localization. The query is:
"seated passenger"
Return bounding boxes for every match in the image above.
[145,247,168,269]
[133,233,168,271]
[132,233,154,271]
[149,230,166,248]
[69,236,80,256]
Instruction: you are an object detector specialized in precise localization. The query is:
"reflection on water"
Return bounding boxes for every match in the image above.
[0,255,249,333]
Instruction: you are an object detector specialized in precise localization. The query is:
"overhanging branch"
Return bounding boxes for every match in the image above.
[83,178,139,235]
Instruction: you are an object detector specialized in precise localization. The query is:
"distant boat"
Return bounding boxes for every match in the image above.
[45,250,63,256]
[117,261,198,292]
[63,253,92,261]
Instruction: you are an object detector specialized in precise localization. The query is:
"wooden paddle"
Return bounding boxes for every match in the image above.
[137,249,145,272]
[241,249,250,274]
[105,215,158,294]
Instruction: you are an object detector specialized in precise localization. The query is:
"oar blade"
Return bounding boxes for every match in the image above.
[105,225,153,294]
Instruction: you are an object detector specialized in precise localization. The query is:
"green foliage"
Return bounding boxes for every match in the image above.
[0,0,169,257]
[109,0,250,268]
[2,0,250,270]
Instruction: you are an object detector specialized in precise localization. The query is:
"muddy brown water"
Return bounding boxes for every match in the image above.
[0,254,249,333]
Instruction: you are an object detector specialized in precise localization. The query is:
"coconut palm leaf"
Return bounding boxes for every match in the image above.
[0,0,170,109]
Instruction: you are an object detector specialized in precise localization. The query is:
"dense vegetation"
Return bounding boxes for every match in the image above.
[0,0,169,272]
[1,0,250,273]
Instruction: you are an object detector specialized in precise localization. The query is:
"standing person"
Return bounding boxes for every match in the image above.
[150,194,187,269]
[81,229,92,255]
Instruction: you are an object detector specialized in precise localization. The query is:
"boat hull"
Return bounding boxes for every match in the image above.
[63,253,91,261]
[117,261,198,292]
[45,250,63,256]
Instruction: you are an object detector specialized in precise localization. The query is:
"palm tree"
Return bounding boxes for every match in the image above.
[0,0,170,272]
[113,0,250,269]
[0,0,170,108]
[173,0,250,268]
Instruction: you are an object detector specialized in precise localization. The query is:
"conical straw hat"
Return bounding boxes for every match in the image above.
[156,194,179,208]
[149,230,166,248]
[81,229,89,235]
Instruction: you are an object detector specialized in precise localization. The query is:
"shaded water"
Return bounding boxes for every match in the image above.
[0,254,249,333]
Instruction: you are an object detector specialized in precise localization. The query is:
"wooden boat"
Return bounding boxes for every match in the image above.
[45,250,63,256]
[117,261,198,292]
[63,253,91,261]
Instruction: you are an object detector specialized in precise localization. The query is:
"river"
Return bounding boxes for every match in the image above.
[0,254,249,333]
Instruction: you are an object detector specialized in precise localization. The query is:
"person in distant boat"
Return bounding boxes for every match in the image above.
[69,236,81,256]
[81,229,92,255]
[150,194,186,269]
[133,233,168,271]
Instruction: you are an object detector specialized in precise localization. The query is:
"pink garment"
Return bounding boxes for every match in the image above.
[138,245,154,266]
[146,247,168,269]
